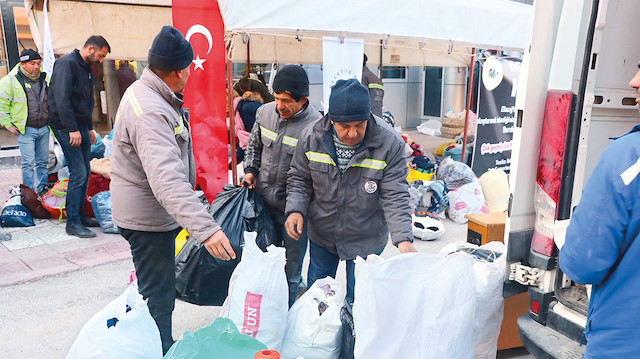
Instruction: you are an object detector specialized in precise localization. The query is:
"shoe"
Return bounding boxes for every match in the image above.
[81,217,100,227]
[66,224,97,238]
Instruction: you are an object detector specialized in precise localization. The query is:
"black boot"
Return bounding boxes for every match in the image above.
[81,217,100,227]
[66,223,97,238]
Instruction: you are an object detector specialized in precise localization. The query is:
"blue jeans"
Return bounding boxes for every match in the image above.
[270,209,308,307]
[17,126,50,193]
[307,240,384,302]
[53,127,91,225]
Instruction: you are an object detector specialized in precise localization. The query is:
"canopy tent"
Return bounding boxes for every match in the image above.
[24,0,171,61]
[219,0,532,67]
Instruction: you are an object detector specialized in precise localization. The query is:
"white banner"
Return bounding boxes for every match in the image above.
[322,37,364,113]
[42,0,55,76]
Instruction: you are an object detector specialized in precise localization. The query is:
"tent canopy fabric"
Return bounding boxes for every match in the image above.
[25,0,171,61]
[219,0,532,67]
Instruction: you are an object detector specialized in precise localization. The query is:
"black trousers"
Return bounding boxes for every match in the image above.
[120,227,180,355]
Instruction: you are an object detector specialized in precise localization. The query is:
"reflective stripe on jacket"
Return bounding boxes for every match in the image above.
[110,67,220,243]
[286,114,412,260]
[362,66,384,118]
[244,101,321,214]
[0,64,48,134]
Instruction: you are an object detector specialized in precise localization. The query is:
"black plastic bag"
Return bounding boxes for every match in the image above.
[340,301,355,359]
[175,185,278,306]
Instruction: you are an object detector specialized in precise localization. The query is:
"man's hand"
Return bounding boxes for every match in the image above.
[5,125,19,136]
[285,212,304,240]
[89,130,97,145]
[397,241,418,254]
[69,131,82,147]
[203,229,236,260]
[242,173,256,189]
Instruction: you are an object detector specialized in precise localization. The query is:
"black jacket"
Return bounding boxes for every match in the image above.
[48,49,94,131]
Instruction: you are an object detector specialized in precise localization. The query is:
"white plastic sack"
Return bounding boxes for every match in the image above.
[447,178,489,223]
[439,242,506,359]
[416,119,442,137]
[281,277,345,359]
[478,169,509,213]
[66,281,162,359]
[354,252,476,359]
[220,231,288,350]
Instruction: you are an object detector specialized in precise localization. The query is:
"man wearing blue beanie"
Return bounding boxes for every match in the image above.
[242,64,322,307]
[285,78,416,302]
[111,25,234,354]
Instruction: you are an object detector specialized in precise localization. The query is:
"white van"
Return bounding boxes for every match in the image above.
[505,0,640,357]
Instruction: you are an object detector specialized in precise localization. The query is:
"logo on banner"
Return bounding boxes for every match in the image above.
[330,68,357,88]
[185,24,213,71]
[242,292,262,338]
[482,57,504,91]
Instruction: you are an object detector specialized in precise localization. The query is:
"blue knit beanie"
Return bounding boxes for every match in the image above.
[273,65,309,98]
[148,26,193,71]
[329,78,370,123]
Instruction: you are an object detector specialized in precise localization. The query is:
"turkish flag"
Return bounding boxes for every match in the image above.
[172,0,227,202]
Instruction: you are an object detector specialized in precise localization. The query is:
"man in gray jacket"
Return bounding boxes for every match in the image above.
[242,65,321,306]
[110,26,234,354]
[285,78,416,302]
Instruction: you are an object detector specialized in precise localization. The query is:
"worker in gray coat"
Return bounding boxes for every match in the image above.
[285,78,416,302]
[242,65,322,307]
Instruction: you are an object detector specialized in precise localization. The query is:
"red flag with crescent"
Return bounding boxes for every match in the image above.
[172,0,227,202]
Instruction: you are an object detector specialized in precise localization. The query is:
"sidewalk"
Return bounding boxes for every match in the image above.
[0,166,131,287]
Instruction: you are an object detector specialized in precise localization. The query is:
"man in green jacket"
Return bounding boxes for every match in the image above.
[0,49,49,195]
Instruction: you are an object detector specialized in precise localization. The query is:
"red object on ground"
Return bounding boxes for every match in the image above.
[83,173,111,217]
[254,349,281,359]
[172,0,228,203]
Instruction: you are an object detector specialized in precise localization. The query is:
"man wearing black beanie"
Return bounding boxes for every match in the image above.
[110,25,234,354]
[242,64,322,307]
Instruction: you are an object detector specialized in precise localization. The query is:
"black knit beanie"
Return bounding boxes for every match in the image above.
[329,79,370,123]
[20,49,41,63]
[148,26,193,71]
[272,65,309,98]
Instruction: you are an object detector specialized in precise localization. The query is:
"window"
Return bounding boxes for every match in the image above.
[381,66,406,79]
[423,67,443,117]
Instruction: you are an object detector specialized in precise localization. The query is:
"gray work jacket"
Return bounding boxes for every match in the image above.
[244,101,321,214]
[286,114,413,260]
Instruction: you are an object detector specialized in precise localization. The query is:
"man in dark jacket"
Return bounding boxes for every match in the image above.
[362,54,384,118]
[49,35,110,238]
[242,65,322,306]
[285,79,416,302]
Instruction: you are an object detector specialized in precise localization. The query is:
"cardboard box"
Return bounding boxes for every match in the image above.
[465,212,507,246]
[497,292,529,350]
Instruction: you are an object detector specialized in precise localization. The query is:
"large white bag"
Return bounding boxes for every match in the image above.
[66,281,162,359]
[353,252,476,359]
[220,231,288,350]
[439,241,507,359]
[280,277,345,359]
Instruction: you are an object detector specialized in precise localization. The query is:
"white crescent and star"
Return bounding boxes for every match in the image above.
[185,24,213,71]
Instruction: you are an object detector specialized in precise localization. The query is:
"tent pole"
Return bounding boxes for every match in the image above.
[247,36,251,74]
[460,48,476,164]
[227,47,238,185]
[378,39,383,78]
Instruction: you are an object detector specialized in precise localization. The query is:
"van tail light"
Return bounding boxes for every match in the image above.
[533,90,573,256]
[530,299,540,315]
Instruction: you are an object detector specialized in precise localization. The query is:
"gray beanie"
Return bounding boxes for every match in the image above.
[329,79,371,123]
[148,26,193,71]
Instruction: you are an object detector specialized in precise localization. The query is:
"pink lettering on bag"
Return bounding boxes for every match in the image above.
[242,292,262,337]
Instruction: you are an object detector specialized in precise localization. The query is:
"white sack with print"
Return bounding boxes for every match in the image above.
[220,231,288,350]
